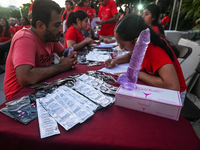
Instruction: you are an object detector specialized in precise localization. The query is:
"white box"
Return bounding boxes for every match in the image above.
[115,84,182,121]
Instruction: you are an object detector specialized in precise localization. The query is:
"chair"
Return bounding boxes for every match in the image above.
[177,38,200,86]
[181,62,200,126]
[176,45,192,64]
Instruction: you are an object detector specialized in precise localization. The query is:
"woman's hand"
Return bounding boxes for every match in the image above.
[83,37,93,45]
[104,59,117,69]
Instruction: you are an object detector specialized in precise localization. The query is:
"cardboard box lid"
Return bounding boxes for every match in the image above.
[116,84,182,106]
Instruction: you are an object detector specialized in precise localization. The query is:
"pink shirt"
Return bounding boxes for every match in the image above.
[4,28,64,100]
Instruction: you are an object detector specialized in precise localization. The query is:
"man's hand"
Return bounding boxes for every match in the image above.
[59,52,77,72]
[95,20,104,25]
[83,37,93,45]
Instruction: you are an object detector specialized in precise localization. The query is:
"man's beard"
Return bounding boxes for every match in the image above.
[44,29,61,42]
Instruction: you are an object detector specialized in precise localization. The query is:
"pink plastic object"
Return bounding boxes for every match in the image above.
[117,29,150,90]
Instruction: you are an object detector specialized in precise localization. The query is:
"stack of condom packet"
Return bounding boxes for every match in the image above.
[36,99,60,138]
[7,96,37,125]
[53,88,94,123]
[73,80,113,107]
[0,95,31,119]
[87,71,117,83]
[39,94,80,130]
[87,62,101,66]
[78,74,117,97]
[59,86,99,112]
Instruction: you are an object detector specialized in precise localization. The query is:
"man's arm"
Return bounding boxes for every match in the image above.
[96,14,118,25]
[15,53,77,87]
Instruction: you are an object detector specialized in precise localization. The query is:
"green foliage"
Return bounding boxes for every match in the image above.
[0,3,31,20]
[181,0,200,30]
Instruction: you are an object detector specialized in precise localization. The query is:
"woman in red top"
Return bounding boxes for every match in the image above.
[104,14,187,104]
[74,0,94,37]
[142,4,179,58]
[142,4,164,37]
[0,17,15,65]
[19,16,31,29]
[65,10,92,50]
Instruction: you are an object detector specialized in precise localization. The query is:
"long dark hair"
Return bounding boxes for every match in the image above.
[115,14,175,62]
[67,10,88,28]
[144,4,164,36]
[1,17,10,37]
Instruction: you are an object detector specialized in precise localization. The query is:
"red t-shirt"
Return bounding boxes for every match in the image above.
[92,8,96,15]
[74,6,94,20]
[19,25,31,30]
[4,28,64,100]
[12,25,21,32]
[98,0,118,36]
[0,27,15,43]
[64,25,84,49]
[162,16,170,25]
[29,2,34,11]
[152,26,159,34]
[62,9,69,22]
[142,43,187,92]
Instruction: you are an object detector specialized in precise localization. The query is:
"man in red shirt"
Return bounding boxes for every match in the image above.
[8,18,21,32]
[96,0,118,39]
[4,0,77,100]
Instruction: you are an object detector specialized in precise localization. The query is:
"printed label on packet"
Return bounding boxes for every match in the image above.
[36,99,60,139]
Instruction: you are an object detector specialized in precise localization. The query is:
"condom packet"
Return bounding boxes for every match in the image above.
[87,71,117,83]
[87,62,101,66]
[73,80,113,107]
[52,88,94,123]
[36,99,60,139]
[8,100,37,125]
[78,74,117,96]
[0,107,15,118]
[39,94,80,130]
[59,86,99,112]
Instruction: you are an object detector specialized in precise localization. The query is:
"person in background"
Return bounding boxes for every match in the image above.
[91,3,96,17]
[142,4,179,58]
[96,0,118,40]
[65,10,92,50]
[0,24,5,74]
[132,7,138,15]
[124,6,131,16]
[0,17,15,65]
[4,0,77,100]
[118,9,124,20]
[142,4,164,36]
[104,14,187,104]
[19,16,31,29]
[162,12,170,30]
[15,18,21,26]
[62,0,74,34]
[62,0,74,22]
[74,0,94,37]
[9,18,21,32]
